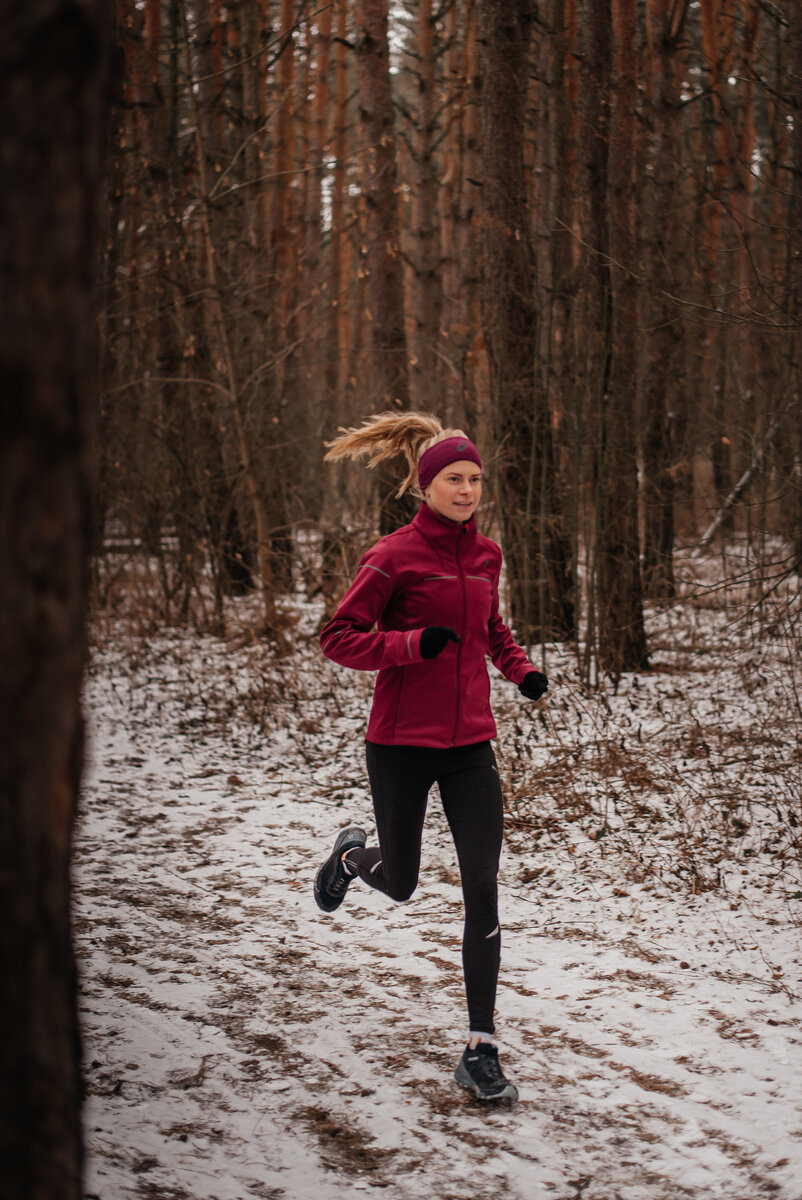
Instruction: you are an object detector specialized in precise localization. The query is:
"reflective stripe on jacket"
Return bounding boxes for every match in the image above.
[320,503,532,747]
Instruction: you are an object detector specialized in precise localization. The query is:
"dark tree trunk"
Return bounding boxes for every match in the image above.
[788,1,802,564]
[354,0,410,413]
[411,0,444,411]
[0,1,112,1196]
[543,0,580,638]
[455,4,484,434]
[699,0,736,520]
[599,0,647,674]
[478,0,574,642]
[354,0,415,533]
[577,0,614,677]
[265,0,298,587]
[579,0,647,676]
[640,0,686,600]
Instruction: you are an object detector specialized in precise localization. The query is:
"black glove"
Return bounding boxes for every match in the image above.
[518,670,548,701]
[420,626,460,660]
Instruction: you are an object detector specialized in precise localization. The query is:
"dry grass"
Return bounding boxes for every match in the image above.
[89,537,802,909]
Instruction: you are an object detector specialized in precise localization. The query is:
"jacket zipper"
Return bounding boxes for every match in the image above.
[451,526,467,746]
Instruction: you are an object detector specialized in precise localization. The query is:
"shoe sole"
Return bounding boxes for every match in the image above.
[454,1061,518,1103]
[313,827,367,913]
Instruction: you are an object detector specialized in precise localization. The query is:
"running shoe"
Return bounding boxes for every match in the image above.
[313,825,367,913]
[454,1042,518,1102]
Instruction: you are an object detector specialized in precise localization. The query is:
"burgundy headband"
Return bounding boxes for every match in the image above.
[417,436,483,492]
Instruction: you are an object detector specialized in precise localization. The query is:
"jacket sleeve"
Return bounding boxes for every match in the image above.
[320,552,424,670]
[487,570,534,686]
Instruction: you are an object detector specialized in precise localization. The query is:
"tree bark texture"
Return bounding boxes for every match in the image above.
[788,0,802,562]
[479,0,573,643]
[478,0,537,635]
[699,0,736,507]
[411,0,444,412]
[599,0,647,674]
[640,0,686,598]
[455,3,484,435]
[541,0,579,637]
[0,1,112,1195]
[354,0,410,413]
[354,0,414,532]
[578,0,647,675]
[264,0,298,587]
[181,14,280,627]
[577,0,613,675]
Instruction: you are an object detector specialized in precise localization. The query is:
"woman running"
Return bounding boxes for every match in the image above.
[313,412,548,1102]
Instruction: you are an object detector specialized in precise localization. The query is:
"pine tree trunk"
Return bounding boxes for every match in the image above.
[543,0,580,636]
[455,2,484,435]
[788,0,802,562]
[700,0,736,514]
[354,0,413,532]
[437,0,461,425]
[329,0,352,412]
[478,0,573,642]
[265,0,298,586]
[0,2,112,1193]
[641,0,686,599]
[411,0,444,411]
[354,0,409,415]
[181,11,279,628]
[599,0,647,674]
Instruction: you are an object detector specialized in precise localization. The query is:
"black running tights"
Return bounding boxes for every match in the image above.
[346,740,504,1034]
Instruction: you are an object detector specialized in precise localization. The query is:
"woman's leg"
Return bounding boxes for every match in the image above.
[346,743,435,903]
[438,742,504,1035]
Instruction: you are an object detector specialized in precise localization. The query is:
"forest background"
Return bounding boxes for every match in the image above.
[2,0,802,1197]
[98,0,802,676]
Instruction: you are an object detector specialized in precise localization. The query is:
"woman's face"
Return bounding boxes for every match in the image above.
[424,460,483,523]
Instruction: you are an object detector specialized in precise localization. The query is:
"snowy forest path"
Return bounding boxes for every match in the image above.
[76,640,802,1200]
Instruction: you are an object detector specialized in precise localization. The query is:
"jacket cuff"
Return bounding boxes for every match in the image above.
[381,627,424,666]
[404,628,424,662]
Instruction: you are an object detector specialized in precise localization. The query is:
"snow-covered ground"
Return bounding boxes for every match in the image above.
[76,563,802,1200]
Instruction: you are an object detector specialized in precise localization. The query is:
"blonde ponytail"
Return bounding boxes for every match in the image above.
[324,411,469,497]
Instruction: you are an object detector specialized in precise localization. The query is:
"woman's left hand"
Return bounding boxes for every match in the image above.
[518,670,548,701]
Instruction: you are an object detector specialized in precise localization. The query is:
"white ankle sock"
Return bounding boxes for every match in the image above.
[468,1031,495,1049]
[340,850,357,877]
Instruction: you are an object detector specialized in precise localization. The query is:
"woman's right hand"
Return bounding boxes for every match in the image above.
[420,626,460,659]
[518,670,548,700]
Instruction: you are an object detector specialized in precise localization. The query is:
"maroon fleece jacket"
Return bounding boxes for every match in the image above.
[320,503,533,747]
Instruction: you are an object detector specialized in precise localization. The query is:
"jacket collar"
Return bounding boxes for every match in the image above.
[412,502,477,549]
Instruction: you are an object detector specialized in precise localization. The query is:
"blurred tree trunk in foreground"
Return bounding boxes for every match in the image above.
[0,1,112,1196]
